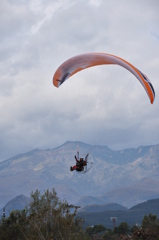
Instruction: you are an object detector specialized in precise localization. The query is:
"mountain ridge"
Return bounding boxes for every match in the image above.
[0,141,159,208]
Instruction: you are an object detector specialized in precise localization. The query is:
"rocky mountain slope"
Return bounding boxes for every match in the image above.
[0,141,159,208]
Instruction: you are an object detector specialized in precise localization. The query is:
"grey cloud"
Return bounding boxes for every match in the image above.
[0,0,158,161]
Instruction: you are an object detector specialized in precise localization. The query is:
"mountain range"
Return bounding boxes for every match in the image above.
[77,198,159,228]
[0,141,159,209]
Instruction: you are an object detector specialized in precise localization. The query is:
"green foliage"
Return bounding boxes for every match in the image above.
[1,193,159,240]
[0,209,28,240]
[0,188,90,240]
[86,224,106,236]
[131,214,159,240]
[141,213,158,229]
[102,229,115,240]
[114,222,129,235]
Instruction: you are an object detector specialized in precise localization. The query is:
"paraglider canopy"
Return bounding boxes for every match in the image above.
[53,52,155,104]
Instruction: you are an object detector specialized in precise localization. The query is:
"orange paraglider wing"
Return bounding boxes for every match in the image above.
[53,52,155,104]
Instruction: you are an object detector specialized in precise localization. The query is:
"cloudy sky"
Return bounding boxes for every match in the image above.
[0,0,159,161]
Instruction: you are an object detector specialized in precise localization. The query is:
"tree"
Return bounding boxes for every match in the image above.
[86,224,106,237]
[0,188,90,240]
[114,222,129,235]
[0,209,28,240]
[27,188,89,239]
[102,229,115,240]
[142,213,158,229]
[132,214,159,240]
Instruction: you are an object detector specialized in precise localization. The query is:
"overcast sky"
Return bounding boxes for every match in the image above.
[0,0,159,161]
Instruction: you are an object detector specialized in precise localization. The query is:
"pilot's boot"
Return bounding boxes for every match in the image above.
[70,166,73,171]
